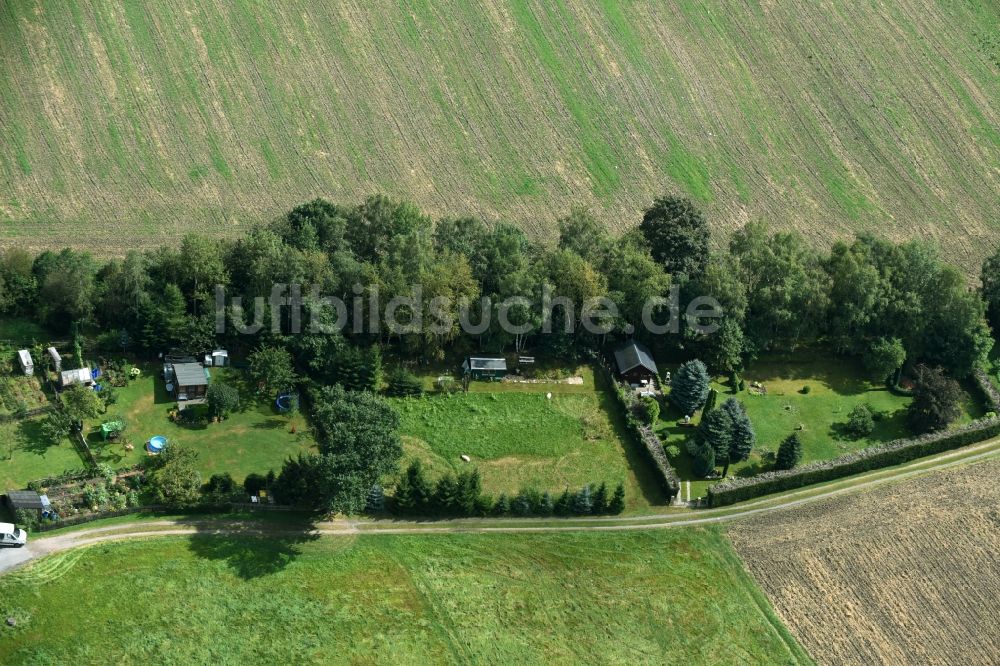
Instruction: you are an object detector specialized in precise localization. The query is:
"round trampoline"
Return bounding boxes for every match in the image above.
[275,393,292,412]
[147,435,168,453]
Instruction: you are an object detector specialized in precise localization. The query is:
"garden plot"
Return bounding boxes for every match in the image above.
[81,363,316,482]
[394,387,663,510]
[0,418,83,491]
[657,357,983,498]
[0,375,50,416]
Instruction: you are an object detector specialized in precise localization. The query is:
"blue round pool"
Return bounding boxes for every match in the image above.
[148,435,168,453]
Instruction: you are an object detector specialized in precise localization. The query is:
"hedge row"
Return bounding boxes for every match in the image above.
[973,369,1000,413]
[706,416,1000,507]
[602,367,680,499]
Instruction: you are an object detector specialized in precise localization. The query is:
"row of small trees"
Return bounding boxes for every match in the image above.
[391,461,625,517]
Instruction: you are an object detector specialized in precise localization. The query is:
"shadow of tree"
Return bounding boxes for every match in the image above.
[828,408,910,443]
[185,519,320,580]
[253,418,286,431]
[87,428,128,465]
[15,418,55,455]
[153,372,174,405]
[590,373,667,506]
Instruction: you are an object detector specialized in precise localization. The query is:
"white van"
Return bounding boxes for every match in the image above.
[0,523,27,548]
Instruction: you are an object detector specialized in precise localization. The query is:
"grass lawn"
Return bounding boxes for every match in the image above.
[83,363,316,482]
[394,367,664,511]
[659,356,986,499]
[0,528,809,663]
[0,418,84,491]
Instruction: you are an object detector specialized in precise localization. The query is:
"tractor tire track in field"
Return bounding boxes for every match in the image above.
[1,0,998,266]
[3,433,1000,576]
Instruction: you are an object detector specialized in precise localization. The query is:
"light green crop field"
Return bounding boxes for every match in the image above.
[1,1,997,263]
[395,388,665,510]
[0,528,810,663]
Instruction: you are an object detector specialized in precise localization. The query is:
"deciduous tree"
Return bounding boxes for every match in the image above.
[907,365,965,433]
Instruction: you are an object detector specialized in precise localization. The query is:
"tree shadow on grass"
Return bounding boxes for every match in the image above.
[86,429,130,465]
[253,417,286,430]
[596,387,667,506]
[185,518,320,580]
[15,418,56,456]
[828,408,910,444]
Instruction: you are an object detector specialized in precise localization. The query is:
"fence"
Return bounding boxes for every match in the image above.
[33,501,298,532]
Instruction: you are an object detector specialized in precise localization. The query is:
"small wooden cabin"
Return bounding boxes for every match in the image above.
[613,341,659,385]
[462,356,508,381]
[171,362,210,403]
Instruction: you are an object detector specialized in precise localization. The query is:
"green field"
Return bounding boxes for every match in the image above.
[659,357,986,498]
[0,528,810,663]
[83,364,316,482]
[395,387,664,511]
[1,0,997,262]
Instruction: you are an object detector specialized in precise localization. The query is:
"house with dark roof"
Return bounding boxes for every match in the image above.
[613,341,659,384]
[167,362,210,405]
[4,490,45,516]
[462,356,508,381]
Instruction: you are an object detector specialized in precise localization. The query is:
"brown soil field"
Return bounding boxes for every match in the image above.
[728,458,1000,665]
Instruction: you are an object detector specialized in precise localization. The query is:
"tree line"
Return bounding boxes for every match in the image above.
[1,194,993,382]
[2,193,997,511]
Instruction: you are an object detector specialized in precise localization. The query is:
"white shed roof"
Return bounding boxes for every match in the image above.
[60,368,93,385]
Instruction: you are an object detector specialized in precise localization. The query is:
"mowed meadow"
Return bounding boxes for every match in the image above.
[1,0,998,261]
[0,529,810,663]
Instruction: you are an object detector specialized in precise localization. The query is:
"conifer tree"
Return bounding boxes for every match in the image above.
[365,483,385,513]
[493,493,510,516]
[670,359,711,416]
[433,473,459,515]
[591,482,608,514]
[776,433,803,470]
[554,489,573,516]
[539,491,554,516]
[720,398,755,477]
[573,484,593,515]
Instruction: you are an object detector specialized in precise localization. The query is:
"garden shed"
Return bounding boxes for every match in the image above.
[60,367,94,388]
[462,356,508,381]
[4,490,44,516]
[171,362,210,404]
[614,341,659,385]
[47,347,62,372]
[16,349,33,376]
